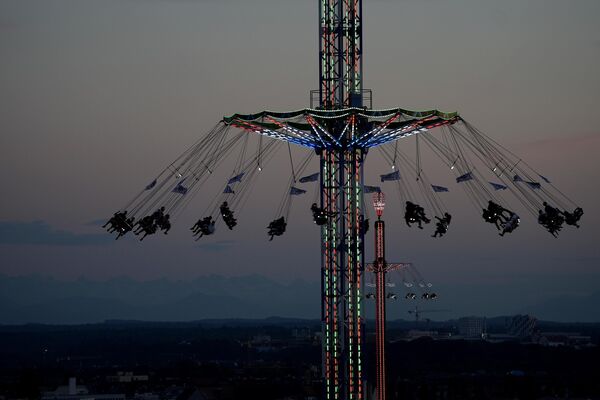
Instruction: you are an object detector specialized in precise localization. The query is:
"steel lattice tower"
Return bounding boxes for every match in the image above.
[318,2,365,399]
[366,192,411,400]
[318,0,362,109]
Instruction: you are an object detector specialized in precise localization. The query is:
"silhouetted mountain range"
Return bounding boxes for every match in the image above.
[0,274,319,324]
[0,274,599,324]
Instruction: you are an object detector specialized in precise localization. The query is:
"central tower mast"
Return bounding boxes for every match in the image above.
[319,0,363,108]
[318,1,365,399]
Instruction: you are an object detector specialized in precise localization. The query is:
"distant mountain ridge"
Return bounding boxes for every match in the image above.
[0,274,598,324]
[0,274,319,324]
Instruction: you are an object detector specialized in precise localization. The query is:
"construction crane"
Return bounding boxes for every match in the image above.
[408,306,450,324]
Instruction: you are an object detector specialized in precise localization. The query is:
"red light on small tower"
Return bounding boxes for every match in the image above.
[373,191,385,218]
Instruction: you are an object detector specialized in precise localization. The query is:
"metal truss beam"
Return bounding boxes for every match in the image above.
[321,145,365,400]
[319,0,362,109]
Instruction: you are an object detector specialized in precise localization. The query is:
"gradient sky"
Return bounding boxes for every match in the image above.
[1,0,599,320]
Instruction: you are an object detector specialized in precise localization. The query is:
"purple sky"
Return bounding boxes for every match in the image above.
[0,0,599,320]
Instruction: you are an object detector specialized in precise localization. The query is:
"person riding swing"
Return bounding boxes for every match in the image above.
[405,201,430,229]
[220,201,237,230]
[267,217,286,241]
[432,212,452,238]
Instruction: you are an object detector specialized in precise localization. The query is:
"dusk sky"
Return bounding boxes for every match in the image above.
[1,0,599,322]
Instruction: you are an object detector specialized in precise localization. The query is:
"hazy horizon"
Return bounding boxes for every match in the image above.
[1,272,599,324]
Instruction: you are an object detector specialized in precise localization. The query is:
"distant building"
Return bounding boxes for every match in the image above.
[507,314,537,338]
[536,332,594,348]
[41,377,125,400]
[458,317,486,338]
[292,327,312,340]
[107,371,149,383]
[250,334,271,345]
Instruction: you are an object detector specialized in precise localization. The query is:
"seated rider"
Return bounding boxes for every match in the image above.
[220,202,235,220]
[538,210,560,237]
[487,200,508,217]
[131,214,156,241]
[191,218,203,234]
[203,219,216,236]
[139,222,157,241]
[499,212,520,237]
[220,202,237,230]
[483,200,510,230]
[134,215,155,235]
[537,210,554,236]
[311,203,328,225]
[546,219,562,238]
[193,216,212,235]
[115,216,135,240]
[543,201,560,220]
[107,213,125,233]
[151,206,166,223]
[415,205,431,224]
[404,201,430,229]
[404,201,418,227]
[562,207,583,228]
[538,202,565,237]
[103,211,127,232]
[432,212,452,238]
[224,216,237,230]
[488,200,511,222]
[131,206,166,240]
[194,216,215,240]
[267,217,286,241]
[157,214,171,234]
